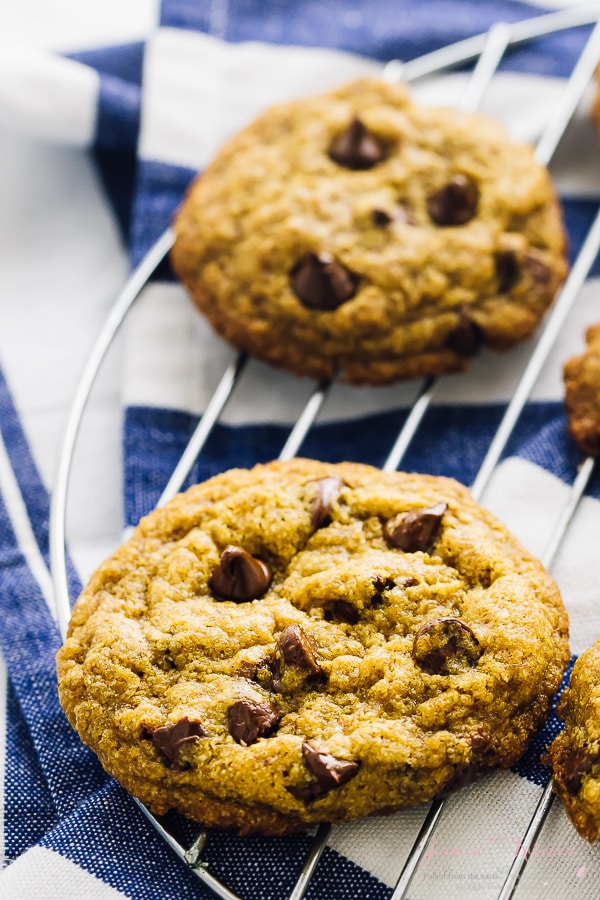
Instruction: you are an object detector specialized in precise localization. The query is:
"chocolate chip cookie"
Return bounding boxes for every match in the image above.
[545,642,600,842]
[171,78,567,385]
[57,459,569,835]
[563,322,600,457]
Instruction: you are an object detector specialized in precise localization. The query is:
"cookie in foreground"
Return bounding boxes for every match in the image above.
[563,322,600,457]
[171,78,567,385]
[57,459,569,835]
[545,643,600,842]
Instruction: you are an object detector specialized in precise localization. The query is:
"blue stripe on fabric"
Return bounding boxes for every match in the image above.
[68,44,144,241]
[39,779,390,900]
[161,0,590,78]
[0,491,107,816]
[123,401,598,528]
[68,43,145,89]
[4,679,57,866]
[130,161,195,269]
[0,366,82,601]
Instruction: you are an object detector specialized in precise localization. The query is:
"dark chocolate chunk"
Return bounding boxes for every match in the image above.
[372,208,393,226]
[149,717,205,769]
[276,624,321,674]
[383,502,447,553]
[372,205,413,227]
[287,741,360,801]
[227,699,281,745]
[446,306,484,357]
[495,248,520,293]
[469,729,491,752]
[524,250,552,286]
[427,174,479,226]
[372,575,396,593]
[412,616,481,675]
[329,117,384,170]
[290,252,359,311]
[209,545,272,602]
[310,476,343,528]
[554,744,600,796]
[322,600,360,625]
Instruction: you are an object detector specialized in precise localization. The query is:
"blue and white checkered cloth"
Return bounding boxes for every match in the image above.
[2,1,600,897]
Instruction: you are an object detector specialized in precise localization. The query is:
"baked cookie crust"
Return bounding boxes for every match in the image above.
[171,78,567,385]
[545,641,600,842]
[563,322,600,457]
[57,459,569,835]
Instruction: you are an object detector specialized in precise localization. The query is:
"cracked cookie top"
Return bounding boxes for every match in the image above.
[171,78,567,385]
[57,459,569,834]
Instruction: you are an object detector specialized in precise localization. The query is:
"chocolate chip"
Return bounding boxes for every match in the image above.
[373,205,413,228]
[524,250,552,286]
[310,476,343,528]
[209,545,272,602]
[495,249,520,293]
[322,600,359,625]
[412,617,481,675]
[287,742,360,801]
[554,744,600,796]
[469,730,490,752]
[383,502,447,553]
[227,699,281,745]
[290,252,359,311]
[372,208,393,226]
[446,306,484,357]
[372,575,396,593]
[427,175,479,226]
[276,624,321,674]
[329,117,384,170]
[149,718,205,769]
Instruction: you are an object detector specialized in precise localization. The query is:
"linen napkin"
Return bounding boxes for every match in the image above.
[1,1,600,898]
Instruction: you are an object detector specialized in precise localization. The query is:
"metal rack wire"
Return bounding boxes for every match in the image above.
[50,5,600,898]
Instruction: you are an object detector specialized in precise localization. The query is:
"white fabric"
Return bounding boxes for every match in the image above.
[0,847,127,899]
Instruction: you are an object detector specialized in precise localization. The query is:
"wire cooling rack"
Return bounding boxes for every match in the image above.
[50,5,600,899]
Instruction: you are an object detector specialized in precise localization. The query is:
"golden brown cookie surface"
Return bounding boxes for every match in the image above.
[171,78,567,385]
[57,459,569,835]
[546,641,600,842]
[563,322,600,457]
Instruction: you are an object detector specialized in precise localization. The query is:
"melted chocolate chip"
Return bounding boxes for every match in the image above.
[524,250,552,286]
[554,744,600,795]
[149,718,205,769]
[446,307,484,357]
[372,205,412,227]
[372,575,396,593]
[383,502,447,553]
[322,600,359,625]
[287,742,360,801]
[276,624,321,674]
[469,730,491,752]
[290,252,359,311]
[412,617,481,675]
[310,476,343,528]
[227,699,281,745]
[372,208,393,226]
[329,117,384,170]
[427,175,479,226]
[495,249,520,293]
[209,545,272,602]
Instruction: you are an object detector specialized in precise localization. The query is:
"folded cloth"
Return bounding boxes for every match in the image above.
[1,1,600,897]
